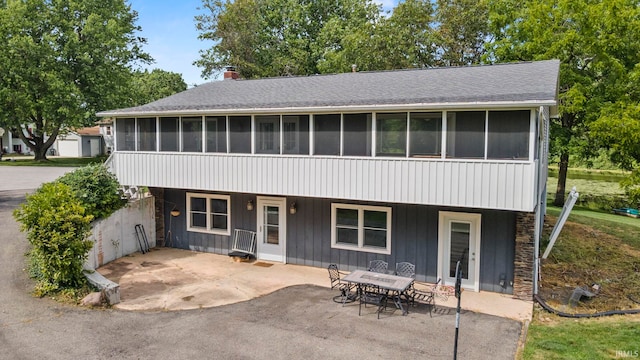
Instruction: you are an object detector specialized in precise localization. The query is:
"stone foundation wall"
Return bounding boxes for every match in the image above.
[513,212,535,300]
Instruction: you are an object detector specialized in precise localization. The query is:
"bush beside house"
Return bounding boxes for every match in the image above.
[13,165,126,297]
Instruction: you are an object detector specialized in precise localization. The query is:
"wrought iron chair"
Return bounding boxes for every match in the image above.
[327,264,356,305]
[409,278,442,317]
[368,260,388,274]
[395,262,416,279]
[358,283,388,319]
[395,262,416,307]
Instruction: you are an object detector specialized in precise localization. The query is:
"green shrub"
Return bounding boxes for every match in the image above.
[56,164,126,220]
[14,182,94,296]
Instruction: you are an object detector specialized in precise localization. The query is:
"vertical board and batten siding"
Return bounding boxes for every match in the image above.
[110,152,537,212]
[162,188,516,294]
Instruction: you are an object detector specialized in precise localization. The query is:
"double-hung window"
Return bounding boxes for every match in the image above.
[186,193,231,235]
[331,203,391,255]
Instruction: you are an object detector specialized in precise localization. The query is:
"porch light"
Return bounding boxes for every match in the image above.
[289,202,297,215]
[170,209,181,217]
[247,200,254,211]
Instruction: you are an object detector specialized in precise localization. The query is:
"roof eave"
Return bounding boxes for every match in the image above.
[97,100,558,118]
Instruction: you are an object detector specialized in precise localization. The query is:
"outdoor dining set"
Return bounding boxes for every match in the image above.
[328,261,443,319]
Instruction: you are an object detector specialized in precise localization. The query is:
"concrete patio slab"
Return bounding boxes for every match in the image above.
[98,247,532,322]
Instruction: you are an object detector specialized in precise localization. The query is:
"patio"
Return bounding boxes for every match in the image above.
[97,247,533,322]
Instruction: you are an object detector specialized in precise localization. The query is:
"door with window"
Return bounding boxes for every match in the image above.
[438,212,481,291]
[256,197,286,263]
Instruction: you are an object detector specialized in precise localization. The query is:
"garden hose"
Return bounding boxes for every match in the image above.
[534,294,640,318]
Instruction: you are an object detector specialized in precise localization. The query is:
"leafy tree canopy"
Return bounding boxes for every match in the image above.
[130,69,188,106]
[486,0,640,205]
[0,0,151,160]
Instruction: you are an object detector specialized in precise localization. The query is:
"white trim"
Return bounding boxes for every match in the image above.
[529,109,536,162]
[186,193,231,236]
[483,111,489,160]
[98,100,557,117]
[331,203,392,255]
[256,196,287,263]
[437,211,481,292]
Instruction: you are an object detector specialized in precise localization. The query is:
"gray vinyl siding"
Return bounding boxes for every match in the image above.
[163,189,516,294]
[108,152,538,212]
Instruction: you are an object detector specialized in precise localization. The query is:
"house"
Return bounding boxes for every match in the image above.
[96,118,115,154]
[97,60,560,300]
[54,126,105,157]
[0,125,35,155]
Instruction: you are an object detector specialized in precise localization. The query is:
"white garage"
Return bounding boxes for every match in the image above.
[57,139,80,157]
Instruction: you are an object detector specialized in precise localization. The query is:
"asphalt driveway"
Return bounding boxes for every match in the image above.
[0,167,523,359]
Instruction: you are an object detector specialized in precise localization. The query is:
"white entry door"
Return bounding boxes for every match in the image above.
[438,212,481,291]
[256,197,286,263]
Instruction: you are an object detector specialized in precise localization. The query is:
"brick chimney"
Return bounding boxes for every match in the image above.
[224,66,239,80]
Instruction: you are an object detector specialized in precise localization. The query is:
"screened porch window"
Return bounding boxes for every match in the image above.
[314,114,340,155]
[410,112,441,157]
[446,111,485,159]
[283,115,309,154]
[182,117,203,152]
[137,117,156,151]
[206,116,227,153]
[159,117,179,152]
[331,203,391,255]
[256,115,280,154]
[229,116,251,153]
[343,113,372,156]
[376,113,407,157]
[115,118,135,151]
[186,193,230,235]
[487,110,530,160]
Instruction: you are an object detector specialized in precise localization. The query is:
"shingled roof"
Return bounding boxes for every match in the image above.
[98,60,559,117]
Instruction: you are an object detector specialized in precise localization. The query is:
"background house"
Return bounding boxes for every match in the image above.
[98,60,560,300]
[1,126,35,155]
[54,126,104,157]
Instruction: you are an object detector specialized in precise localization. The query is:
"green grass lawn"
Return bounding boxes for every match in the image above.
[527,169,640,359]
[523,315,640,360]
[0,156,104,167]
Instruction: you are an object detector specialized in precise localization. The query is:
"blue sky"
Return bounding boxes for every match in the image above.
[129,0,398,87]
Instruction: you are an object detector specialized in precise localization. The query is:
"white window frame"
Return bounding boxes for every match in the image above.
[331,203,392,255]
[186,193,231,236]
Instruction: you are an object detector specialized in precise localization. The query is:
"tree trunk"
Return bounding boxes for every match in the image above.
[33,143,48,161]
[553,151,569,206]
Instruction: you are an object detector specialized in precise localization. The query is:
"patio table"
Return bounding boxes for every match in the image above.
[342,269,414,315]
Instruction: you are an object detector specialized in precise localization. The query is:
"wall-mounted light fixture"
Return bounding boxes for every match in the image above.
[289,202,297,215]
[170,209,181,217]
[247,200,254,211]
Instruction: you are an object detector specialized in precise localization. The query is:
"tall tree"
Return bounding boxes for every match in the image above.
[435,0,489,66]
[130,69,188,106]
[486,0,640,205]
[0,0,150,160]
[194,0,381,79]
[317,0,436,73]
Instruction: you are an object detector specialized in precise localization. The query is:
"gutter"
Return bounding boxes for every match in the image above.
[97,100,558,118]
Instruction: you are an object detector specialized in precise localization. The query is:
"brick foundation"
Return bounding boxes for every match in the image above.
[513,212,535,300]
[149,187,165,247]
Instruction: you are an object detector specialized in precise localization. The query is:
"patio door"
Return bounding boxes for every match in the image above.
[256,197,286,263]
[438,212,481,291]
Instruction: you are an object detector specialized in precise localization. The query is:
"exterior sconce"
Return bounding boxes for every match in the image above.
[170,209,181,217]
[247,200,254,211]
[289,202,297,215]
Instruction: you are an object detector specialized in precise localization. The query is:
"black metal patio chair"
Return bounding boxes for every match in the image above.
[368,260,388,274]
[358,283,388,319]
[395,262,416,306]
[328,264,356,305]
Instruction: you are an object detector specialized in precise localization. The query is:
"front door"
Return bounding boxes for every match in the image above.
[438,212,481,291]
[256,197,286,263]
